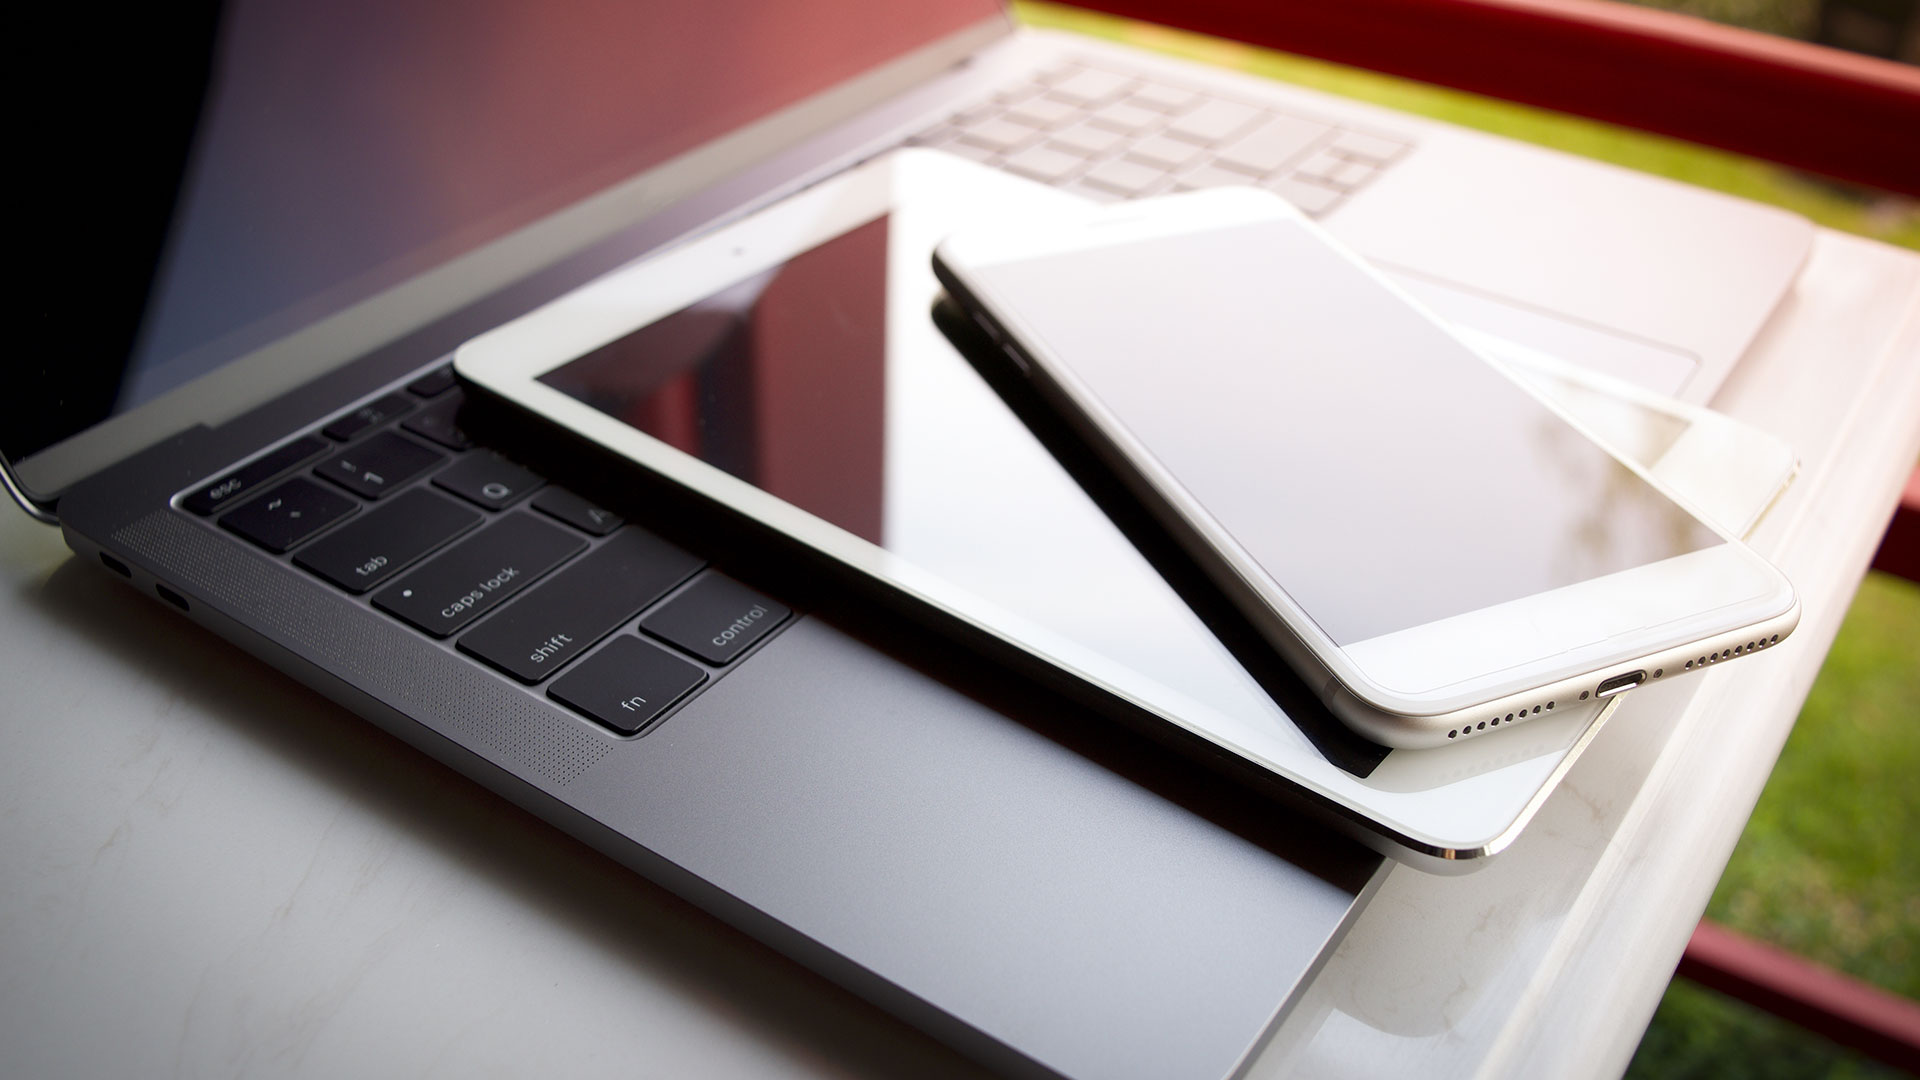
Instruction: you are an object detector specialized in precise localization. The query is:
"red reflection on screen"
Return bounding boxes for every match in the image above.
[542,216,889,545]
[140,0,994,388]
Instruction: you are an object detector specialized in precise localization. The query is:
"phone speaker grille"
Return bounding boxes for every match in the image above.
[1446,697,1557,741]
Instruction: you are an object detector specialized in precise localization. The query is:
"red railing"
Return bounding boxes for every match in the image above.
[1681,920,1920,1070]
[1870,465,1920,583]
[1064,0,1920,1065]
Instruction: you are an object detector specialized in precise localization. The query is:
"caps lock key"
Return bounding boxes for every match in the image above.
[372,513,584,637]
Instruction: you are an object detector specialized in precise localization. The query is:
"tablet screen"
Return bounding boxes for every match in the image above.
[541,216,895,549]
[487,155,1626,856]
[534,208,1364,768]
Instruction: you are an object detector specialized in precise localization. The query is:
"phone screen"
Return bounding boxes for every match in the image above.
[518,172,1676,809]
[535,209,1362,760]
[966,218,1720,646]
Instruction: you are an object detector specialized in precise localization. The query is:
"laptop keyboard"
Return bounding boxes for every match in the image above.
[183,372,790,737]
[170,56,1411,740]
[907,56,1413,217]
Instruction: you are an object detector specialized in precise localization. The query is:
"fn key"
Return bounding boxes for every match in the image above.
[549,636,707,735]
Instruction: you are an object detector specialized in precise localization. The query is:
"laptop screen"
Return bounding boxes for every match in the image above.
[11,0,1001,492]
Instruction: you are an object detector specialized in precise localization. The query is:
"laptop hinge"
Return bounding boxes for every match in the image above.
[1,454,58,525]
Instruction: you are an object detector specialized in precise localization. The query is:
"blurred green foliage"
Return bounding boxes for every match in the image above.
[1622,0,1820,39]
[1709,572,1920,999]
[1628,572,1919,1078]
[1626,980,1904,1079]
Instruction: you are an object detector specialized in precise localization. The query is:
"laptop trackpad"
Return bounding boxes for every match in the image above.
[568,617,1372,1080]
[1324,133,1813,402]
[1381,266,1698,397]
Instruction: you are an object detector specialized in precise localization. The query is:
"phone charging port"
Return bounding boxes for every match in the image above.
[1597,671,1647,698]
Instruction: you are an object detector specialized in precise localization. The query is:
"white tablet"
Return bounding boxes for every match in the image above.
[458,150,1781,867]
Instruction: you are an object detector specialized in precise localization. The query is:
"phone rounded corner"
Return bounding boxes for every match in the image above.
[928,235,960,275]
[1727,540,1800,625]
[1319,675,1451,750]
[1764,587,1802,645]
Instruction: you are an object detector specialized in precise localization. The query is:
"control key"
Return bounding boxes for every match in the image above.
[640,573,789,665]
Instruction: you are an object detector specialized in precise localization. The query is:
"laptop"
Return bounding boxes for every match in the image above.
[6,2,1812,1077]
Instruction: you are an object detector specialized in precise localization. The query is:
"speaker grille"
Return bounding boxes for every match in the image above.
[1448,697,1556,740]
[114,511,610,787]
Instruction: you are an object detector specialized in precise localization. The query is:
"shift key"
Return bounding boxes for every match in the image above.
[373,513,585,637]
[457,528,704,683]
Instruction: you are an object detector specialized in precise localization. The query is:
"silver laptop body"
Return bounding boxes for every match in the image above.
[4,2,1810,1076]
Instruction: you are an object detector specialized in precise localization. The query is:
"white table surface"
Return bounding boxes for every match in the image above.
[3,224,1916,1080]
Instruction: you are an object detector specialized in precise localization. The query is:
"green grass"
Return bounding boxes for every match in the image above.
[1627,572,1920,1079]
[1013,4,1920,1071]
[1626,980,1905,1080]
[1708,572,1920,998]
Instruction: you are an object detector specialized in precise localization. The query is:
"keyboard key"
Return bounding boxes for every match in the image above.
[219,477,358,554]
[1166,98,1263,145]
[1086,100,1163,136]
[1045,67,1135,106]
[1294,151,1376,191]
[1003,95,1080,129]
[1328,130,1410,164]
[401,392,473,450]
[1215,114,1333,176]
[315,432,446,499]
[548,635,707,735]
[640,573,790,665]
[294,488,481,593]
[1127,81,1204,114]
[1263,175,1345,216]
[954,116,1044,154]
[1123,133,1205,171]
[940,138,1004,165]
[458,528,704,683]
[532,488,624,536]
[372,513,585,637]
[991,81,1045,107]
[406,366,458,397]
[950,99,1000,126]
[1048,121,1127,158]
[433,451,544,510]
[1293,149,1349,181]
[182,435,329,516]
[323,393,415,441]
[1081,157,1170,197]
[1003,143,1087,184]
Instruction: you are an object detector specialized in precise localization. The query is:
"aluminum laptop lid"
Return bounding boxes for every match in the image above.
[7,0,1013,514]
[8,7,1385,1077]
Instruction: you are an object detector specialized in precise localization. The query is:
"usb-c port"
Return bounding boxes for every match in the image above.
[1597,671,1646,697]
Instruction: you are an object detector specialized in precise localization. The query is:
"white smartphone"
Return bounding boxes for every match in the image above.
[456,152,1804,863]
[932,187,1799,748]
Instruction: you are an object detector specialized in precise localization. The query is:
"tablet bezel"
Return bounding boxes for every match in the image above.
[456,150,1626,867]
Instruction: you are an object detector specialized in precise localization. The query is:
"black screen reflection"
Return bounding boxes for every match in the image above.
[542,216,890,545]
